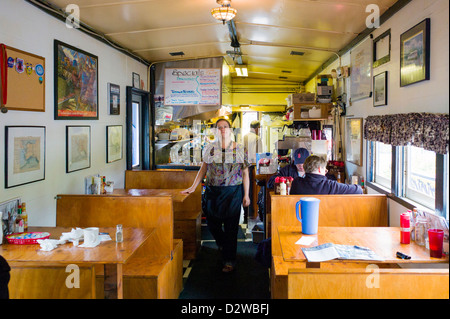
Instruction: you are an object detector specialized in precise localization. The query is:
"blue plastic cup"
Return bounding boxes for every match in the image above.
[295,197,320,235]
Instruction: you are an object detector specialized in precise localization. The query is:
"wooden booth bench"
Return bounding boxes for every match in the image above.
[270,194,449,299]
[125,170,202,260]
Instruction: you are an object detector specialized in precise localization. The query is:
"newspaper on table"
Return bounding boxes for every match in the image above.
[301,243,385,262]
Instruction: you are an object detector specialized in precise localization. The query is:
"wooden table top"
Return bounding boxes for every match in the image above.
[278,226,449,264]
[0,226,154,265]
[112,188,189,202]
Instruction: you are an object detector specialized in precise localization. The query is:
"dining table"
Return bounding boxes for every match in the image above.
[278,226,449,266]
[0,226,155,299]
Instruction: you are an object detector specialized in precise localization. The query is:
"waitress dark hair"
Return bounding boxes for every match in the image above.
[215,118,232,128]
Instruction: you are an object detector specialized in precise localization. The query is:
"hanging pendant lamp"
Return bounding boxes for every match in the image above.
[211,0,237,24]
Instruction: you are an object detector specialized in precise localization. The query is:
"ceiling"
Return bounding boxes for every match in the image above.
[34,0,401,86]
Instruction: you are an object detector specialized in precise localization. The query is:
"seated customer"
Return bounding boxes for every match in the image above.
[267,148,309,189]
[290,155,363,195]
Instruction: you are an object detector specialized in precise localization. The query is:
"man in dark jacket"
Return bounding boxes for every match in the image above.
[290,155,362,195]
[267,147,309,189]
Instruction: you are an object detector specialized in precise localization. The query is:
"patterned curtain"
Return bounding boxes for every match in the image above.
[364,113,449,154]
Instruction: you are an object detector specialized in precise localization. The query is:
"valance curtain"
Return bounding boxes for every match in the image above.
[364,113,449,154]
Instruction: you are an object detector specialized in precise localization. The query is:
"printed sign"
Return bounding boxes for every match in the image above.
[164,68,221,106]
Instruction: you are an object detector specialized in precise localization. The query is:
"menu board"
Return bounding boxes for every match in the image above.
[164,68,221,106]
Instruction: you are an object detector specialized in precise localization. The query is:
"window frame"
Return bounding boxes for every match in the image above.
[367,141,447,220]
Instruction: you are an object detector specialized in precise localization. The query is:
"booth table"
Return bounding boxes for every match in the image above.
[273,226,449,299]
[0,226,154,299]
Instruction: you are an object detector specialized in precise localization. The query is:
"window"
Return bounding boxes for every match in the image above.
[373,141,392,189]
[402,145,436,209]
[131,101,140,168]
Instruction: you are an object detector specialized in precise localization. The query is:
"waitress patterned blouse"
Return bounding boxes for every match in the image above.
[202,142,250,186]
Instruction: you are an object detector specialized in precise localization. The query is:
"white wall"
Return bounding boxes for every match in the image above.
[306,0,449,225]
[0,0,148,226]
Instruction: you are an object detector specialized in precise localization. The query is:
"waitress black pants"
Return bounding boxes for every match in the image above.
[206,212,241,263]
[203,184,243,264]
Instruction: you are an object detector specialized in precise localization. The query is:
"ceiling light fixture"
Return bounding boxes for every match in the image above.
[235,65,248,77]
[211,0,237,25]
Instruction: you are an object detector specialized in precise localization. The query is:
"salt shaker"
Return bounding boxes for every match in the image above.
[116,224,123,243]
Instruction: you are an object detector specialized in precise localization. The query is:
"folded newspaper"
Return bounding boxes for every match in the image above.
[301,243,385,262]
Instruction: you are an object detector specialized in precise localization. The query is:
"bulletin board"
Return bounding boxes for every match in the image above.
[4,45,45,112]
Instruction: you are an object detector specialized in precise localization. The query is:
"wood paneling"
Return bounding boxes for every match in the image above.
[288,268,449,299]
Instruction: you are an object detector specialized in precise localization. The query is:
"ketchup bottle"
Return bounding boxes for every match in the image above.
[400,212,411,244]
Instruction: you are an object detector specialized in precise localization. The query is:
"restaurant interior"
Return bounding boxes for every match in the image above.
[0,0,448,303]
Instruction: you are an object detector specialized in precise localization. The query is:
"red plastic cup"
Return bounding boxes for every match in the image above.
[428,229,444,258]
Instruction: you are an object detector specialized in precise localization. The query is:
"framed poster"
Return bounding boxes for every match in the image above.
[400,18,431,87]
[373,71,388,107]
[345,118,363,166]
[350,37,372,102]
[5,126,46,188]
[66,126,91,173]
[373,29,391,68]
[106,125,123,163]
[132,72,140,89]
[164,68,221,106]
[54,40,98,119]
[107,83,120,115]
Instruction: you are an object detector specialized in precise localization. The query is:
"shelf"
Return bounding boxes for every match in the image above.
[286,102,332,111]
[293,118,328,121]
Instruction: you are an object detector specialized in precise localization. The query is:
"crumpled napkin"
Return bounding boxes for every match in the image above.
[60,228,84,246]
[37,239,67,251]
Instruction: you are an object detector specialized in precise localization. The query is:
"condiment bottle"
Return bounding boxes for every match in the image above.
[21,202,28,231]
[15,205,24,233]
[116,224,123,243]
[400,212,411,244]
[274,177,280,195]
[286,177,293,195]
[279,177,287,195]
[414,216,427,246]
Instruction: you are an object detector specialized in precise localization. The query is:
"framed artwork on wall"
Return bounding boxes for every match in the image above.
[345,118,363,166]
[400,18,431,87]
[373,71,388,107]
[66,125,91,173]
[5,126,46,188]
[106,125,123,163]
[107,83,120,115]
[54,40,98,119]
[373,29,391,68]
[132,72,140,89]
[350,37,373,102]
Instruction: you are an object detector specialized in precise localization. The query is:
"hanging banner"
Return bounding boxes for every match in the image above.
[164,68,221,106]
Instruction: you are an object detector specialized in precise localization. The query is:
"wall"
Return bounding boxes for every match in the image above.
[306,0,449,225]
[0,0,148,226]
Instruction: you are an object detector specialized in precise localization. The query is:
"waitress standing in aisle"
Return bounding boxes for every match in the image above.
[182,119,251,273]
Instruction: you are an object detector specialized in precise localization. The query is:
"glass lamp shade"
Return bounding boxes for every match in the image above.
[211,6,237,22]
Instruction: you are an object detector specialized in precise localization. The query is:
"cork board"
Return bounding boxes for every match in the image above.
[4,46,45,112]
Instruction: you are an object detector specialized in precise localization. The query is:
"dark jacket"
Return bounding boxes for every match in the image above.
[267,164,299,189]
[290,173,363,195]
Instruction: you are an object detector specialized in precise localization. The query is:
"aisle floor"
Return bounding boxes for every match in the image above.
[179,217,270,299]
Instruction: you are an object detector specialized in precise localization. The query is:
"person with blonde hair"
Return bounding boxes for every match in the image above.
[290,154,362,195]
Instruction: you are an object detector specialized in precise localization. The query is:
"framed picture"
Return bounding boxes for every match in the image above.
[107,83,120,115]
[132,72,140,89]
[400,18,431,87]
[345,118,363,166]
[373,29,391,68]
[66,126,91,173]
[350,37,372,102]
[373,71,388,107]
[54,40,98,119]
[106,125,123,163]
[5,126,46,188]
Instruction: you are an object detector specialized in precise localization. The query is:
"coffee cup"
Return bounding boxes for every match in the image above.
[83,227,99,246]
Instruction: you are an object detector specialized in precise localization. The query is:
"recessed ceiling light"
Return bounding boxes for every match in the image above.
[169,51,185,56]
[290,51,305,56]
